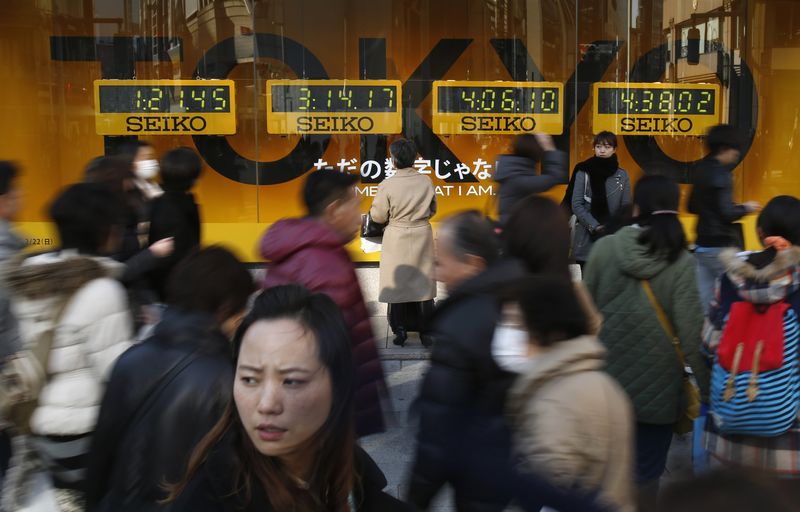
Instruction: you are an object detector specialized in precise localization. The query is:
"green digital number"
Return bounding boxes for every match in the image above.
[382,87,394,109]
[529,90,537,111]
[212,87,227,111]
[641,90,654,113]
[620,90,633,112]
[338,88,353,109]
[136,89,144,110]
[501,89,514,112]
[327,89,333,109]
[658,90,672,113]
[698,90,712,114]
[368,89,374,108]
[191,89,206,109]
[149,87,163,111]
[462,90,476,110]
[481,89,496,112]
[677,91,691,113]
[541,89,556,112]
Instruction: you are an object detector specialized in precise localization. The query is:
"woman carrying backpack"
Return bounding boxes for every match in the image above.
[702,195,800,477]
[583,175,710,508]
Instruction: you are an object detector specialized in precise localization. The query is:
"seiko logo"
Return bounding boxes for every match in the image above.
[297,116,375,132]
[460,116,536,132]
[620,117,693,133]
[125,116,208,133]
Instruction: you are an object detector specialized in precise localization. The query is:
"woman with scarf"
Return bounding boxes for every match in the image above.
[569,131,631,266]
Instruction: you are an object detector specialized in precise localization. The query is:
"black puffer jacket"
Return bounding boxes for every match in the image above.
[148,191,201,300]
[494,150,568,225]
[85,308,234,512]
[688,156,748,247]
[407,258,525,512]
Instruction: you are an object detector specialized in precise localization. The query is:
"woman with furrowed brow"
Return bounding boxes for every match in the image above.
[166,285,409,512]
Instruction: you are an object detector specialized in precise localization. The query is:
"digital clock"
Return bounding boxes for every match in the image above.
[432,81,564,135]
[94,80,236,135]
[592,82,720,136]
[266,80,402,134]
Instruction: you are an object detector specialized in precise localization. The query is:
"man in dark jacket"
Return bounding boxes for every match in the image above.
[494,133,568,225]
[688,124,760,314]
[260,168,388,437]
[408,211,524,511]
[85,247,254,512]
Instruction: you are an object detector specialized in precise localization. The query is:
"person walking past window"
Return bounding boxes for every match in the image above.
[260,168,387,438]
[567,131,631,266]
[688,124,760,315]
[584,175,710,509]
[369,138,437,347]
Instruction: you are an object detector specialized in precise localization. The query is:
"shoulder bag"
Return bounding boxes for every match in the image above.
[642,280,701,435]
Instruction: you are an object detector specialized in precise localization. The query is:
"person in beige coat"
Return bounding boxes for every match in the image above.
[506,275,635,512]
[370,139,437,347]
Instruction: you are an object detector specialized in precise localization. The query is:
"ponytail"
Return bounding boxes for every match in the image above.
[633,175,685,262]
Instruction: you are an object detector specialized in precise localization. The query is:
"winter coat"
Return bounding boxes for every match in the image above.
[0,220,25,359]
[688,156,748,248]
[6,252,133,436]
[370,167,437,303]
[571,166,631,262]
[85,308,235,512]
[408,258,526,512]
[584,226,710,424]
[260,217,386,437]
[147,191,201,300]
[494,150,568,225]
[702,247,800,475]
[507,335,635,512]
[170,432,410,512]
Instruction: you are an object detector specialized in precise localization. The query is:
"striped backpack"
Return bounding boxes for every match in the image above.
[709,298,800,437]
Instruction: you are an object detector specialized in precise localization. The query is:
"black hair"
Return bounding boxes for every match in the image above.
[510,134,544,161]
[389,138,417,169]
[504,196,571,278]
[0,161,19,196]
[166,245,255,322]
[592,131,617,148]
[517,275,588,347]
[757,195,800,245]
[705,124,743,155]
[658,469,796,512]
[441,210,500,266]
[635,174,686,263]
[160,147,202,193]
[49,182,125,254]
[83,155,135,196]
[302,168,359,217]
[115,140,153,160]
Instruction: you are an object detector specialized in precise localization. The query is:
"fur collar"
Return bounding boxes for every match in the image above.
[4,253,112,300]
[719,246,800,282]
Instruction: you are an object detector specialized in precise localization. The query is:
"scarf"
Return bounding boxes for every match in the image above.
[582,155,618,223]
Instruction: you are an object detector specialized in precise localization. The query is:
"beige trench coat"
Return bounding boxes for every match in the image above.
[370,167,437,303]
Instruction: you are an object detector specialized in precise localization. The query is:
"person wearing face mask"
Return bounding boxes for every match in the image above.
[564,131,632,267]
[260,168,388,438]
[85,246,255,512]
[120,140,163,201]
[370,138,437,347]
[165,285,409,512]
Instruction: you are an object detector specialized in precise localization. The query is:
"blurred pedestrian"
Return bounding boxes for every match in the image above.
[584,174,710,508]
[117,140,163,200]
[408,210,523,511]
[260,168,387,437]
[86,246,254,512]
[495,196,602,373]
[507,275,635,512]
[688,124,760,315]
[148,147,202,301]
[165,285,409,511]
[494,133,567,225]
[370,138,437,347]
[565,131,631,266]
[2,182,134,510]
[702,196,800,477]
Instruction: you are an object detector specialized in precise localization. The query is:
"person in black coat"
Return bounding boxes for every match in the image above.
[494,133,568,226]
[148,147,202,301]
[166,285,408,512]
[85,247,255,512]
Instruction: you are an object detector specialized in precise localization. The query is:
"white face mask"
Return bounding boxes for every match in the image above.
[135,159,159,180]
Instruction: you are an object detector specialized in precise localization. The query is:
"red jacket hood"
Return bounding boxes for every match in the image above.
[260,217,344,263]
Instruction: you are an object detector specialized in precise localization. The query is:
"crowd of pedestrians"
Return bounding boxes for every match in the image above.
[0,124,796,511]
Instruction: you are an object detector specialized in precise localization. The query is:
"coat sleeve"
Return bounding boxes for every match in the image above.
[670,260,711,401]
[716,182,748,223]
[370,183,391,224]
[118,248,159,284]
[620,171,632,208]
[571,170,600,231]
[504,150,569,197]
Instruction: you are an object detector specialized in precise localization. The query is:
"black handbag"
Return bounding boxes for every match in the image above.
[361,213,386,239]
